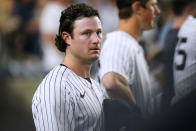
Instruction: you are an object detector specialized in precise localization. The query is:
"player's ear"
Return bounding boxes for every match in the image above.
[132,1,143,15]
[62,32,71,46]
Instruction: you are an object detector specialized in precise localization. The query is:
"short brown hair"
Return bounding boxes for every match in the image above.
[116,0,149,19]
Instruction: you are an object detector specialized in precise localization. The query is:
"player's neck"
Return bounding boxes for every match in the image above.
[117,18,143,41]
[62,56,92,78]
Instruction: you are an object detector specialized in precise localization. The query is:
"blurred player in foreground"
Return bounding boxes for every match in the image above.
[172,0,196,104]
[99,0,160,117]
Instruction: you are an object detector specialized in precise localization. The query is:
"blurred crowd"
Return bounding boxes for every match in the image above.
[0,0,117,78]
[0,0,173,79]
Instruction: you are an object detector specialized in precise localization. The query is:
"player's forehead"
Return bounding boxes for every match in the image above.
[73,16,102,32]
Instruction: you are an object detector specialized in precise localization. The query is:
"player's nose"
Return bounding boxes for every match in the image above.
[155,5,161,16]
[92,32,101,45]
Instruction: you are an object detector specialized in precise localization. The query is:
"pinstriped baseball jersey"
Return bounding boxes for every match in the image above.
[172,15,196,104]
[32,65,107,131]
[99,31,154,117]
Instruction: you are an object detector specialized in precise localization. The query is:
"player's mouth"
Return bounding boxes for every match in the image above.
[89,48,100,54]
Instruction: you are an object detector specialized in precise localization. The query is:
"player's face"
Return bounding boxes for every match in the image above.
[68,16,103,64]
[140,0,160,30]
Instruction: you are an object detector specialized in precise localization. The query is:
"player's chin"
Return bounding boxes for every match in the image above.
[89,54,100,62]
[145,24,154,30]
[91,54,100,60]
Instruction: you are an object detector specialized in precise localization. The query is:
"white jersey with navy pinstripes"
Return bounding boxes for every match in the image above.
[99,31,154,117]
[32,65,107,131]
[172,15,196,104]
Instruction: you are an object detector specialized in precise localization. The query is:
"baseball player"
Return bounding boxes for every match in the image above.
[160,0,193,112]
[32,3,107,131]
[99,0,160,117]
[172,0,196,104]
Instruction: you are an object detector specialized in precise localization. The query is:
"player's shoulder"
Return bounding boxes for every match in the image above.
[179,16,196,33]
[38,65,70,87]
[103,31,137,51]
[35,65,74,95]
[105,31,136,43]
[50,65,70,79]
[185,15,196,25]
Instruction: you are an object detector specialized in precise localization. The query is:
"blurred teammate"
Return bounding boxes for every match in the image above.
[99,0,160,117]
[160,0,193,111]
[172,0,196,104]
[32,3,107,131]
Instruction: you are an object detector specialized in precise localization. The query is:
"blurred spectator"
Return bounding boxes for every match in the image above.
[12,0,42,58]
[0,0,16,77]
[0,0,16,33]
[39,0,73,73]
[3,0,44,77]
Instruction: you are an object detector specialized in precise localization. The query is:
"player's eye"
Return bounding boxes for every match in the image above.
[152,4,159,10]
[83,31,91,36]
[97,30,102,38]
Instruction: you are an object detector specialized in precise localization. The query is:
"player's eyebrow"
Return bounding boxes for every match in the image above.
[81,28,102,33]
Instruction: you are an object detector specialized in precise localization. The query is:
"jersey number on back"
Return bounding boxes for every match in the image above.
[175,37,187,70]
